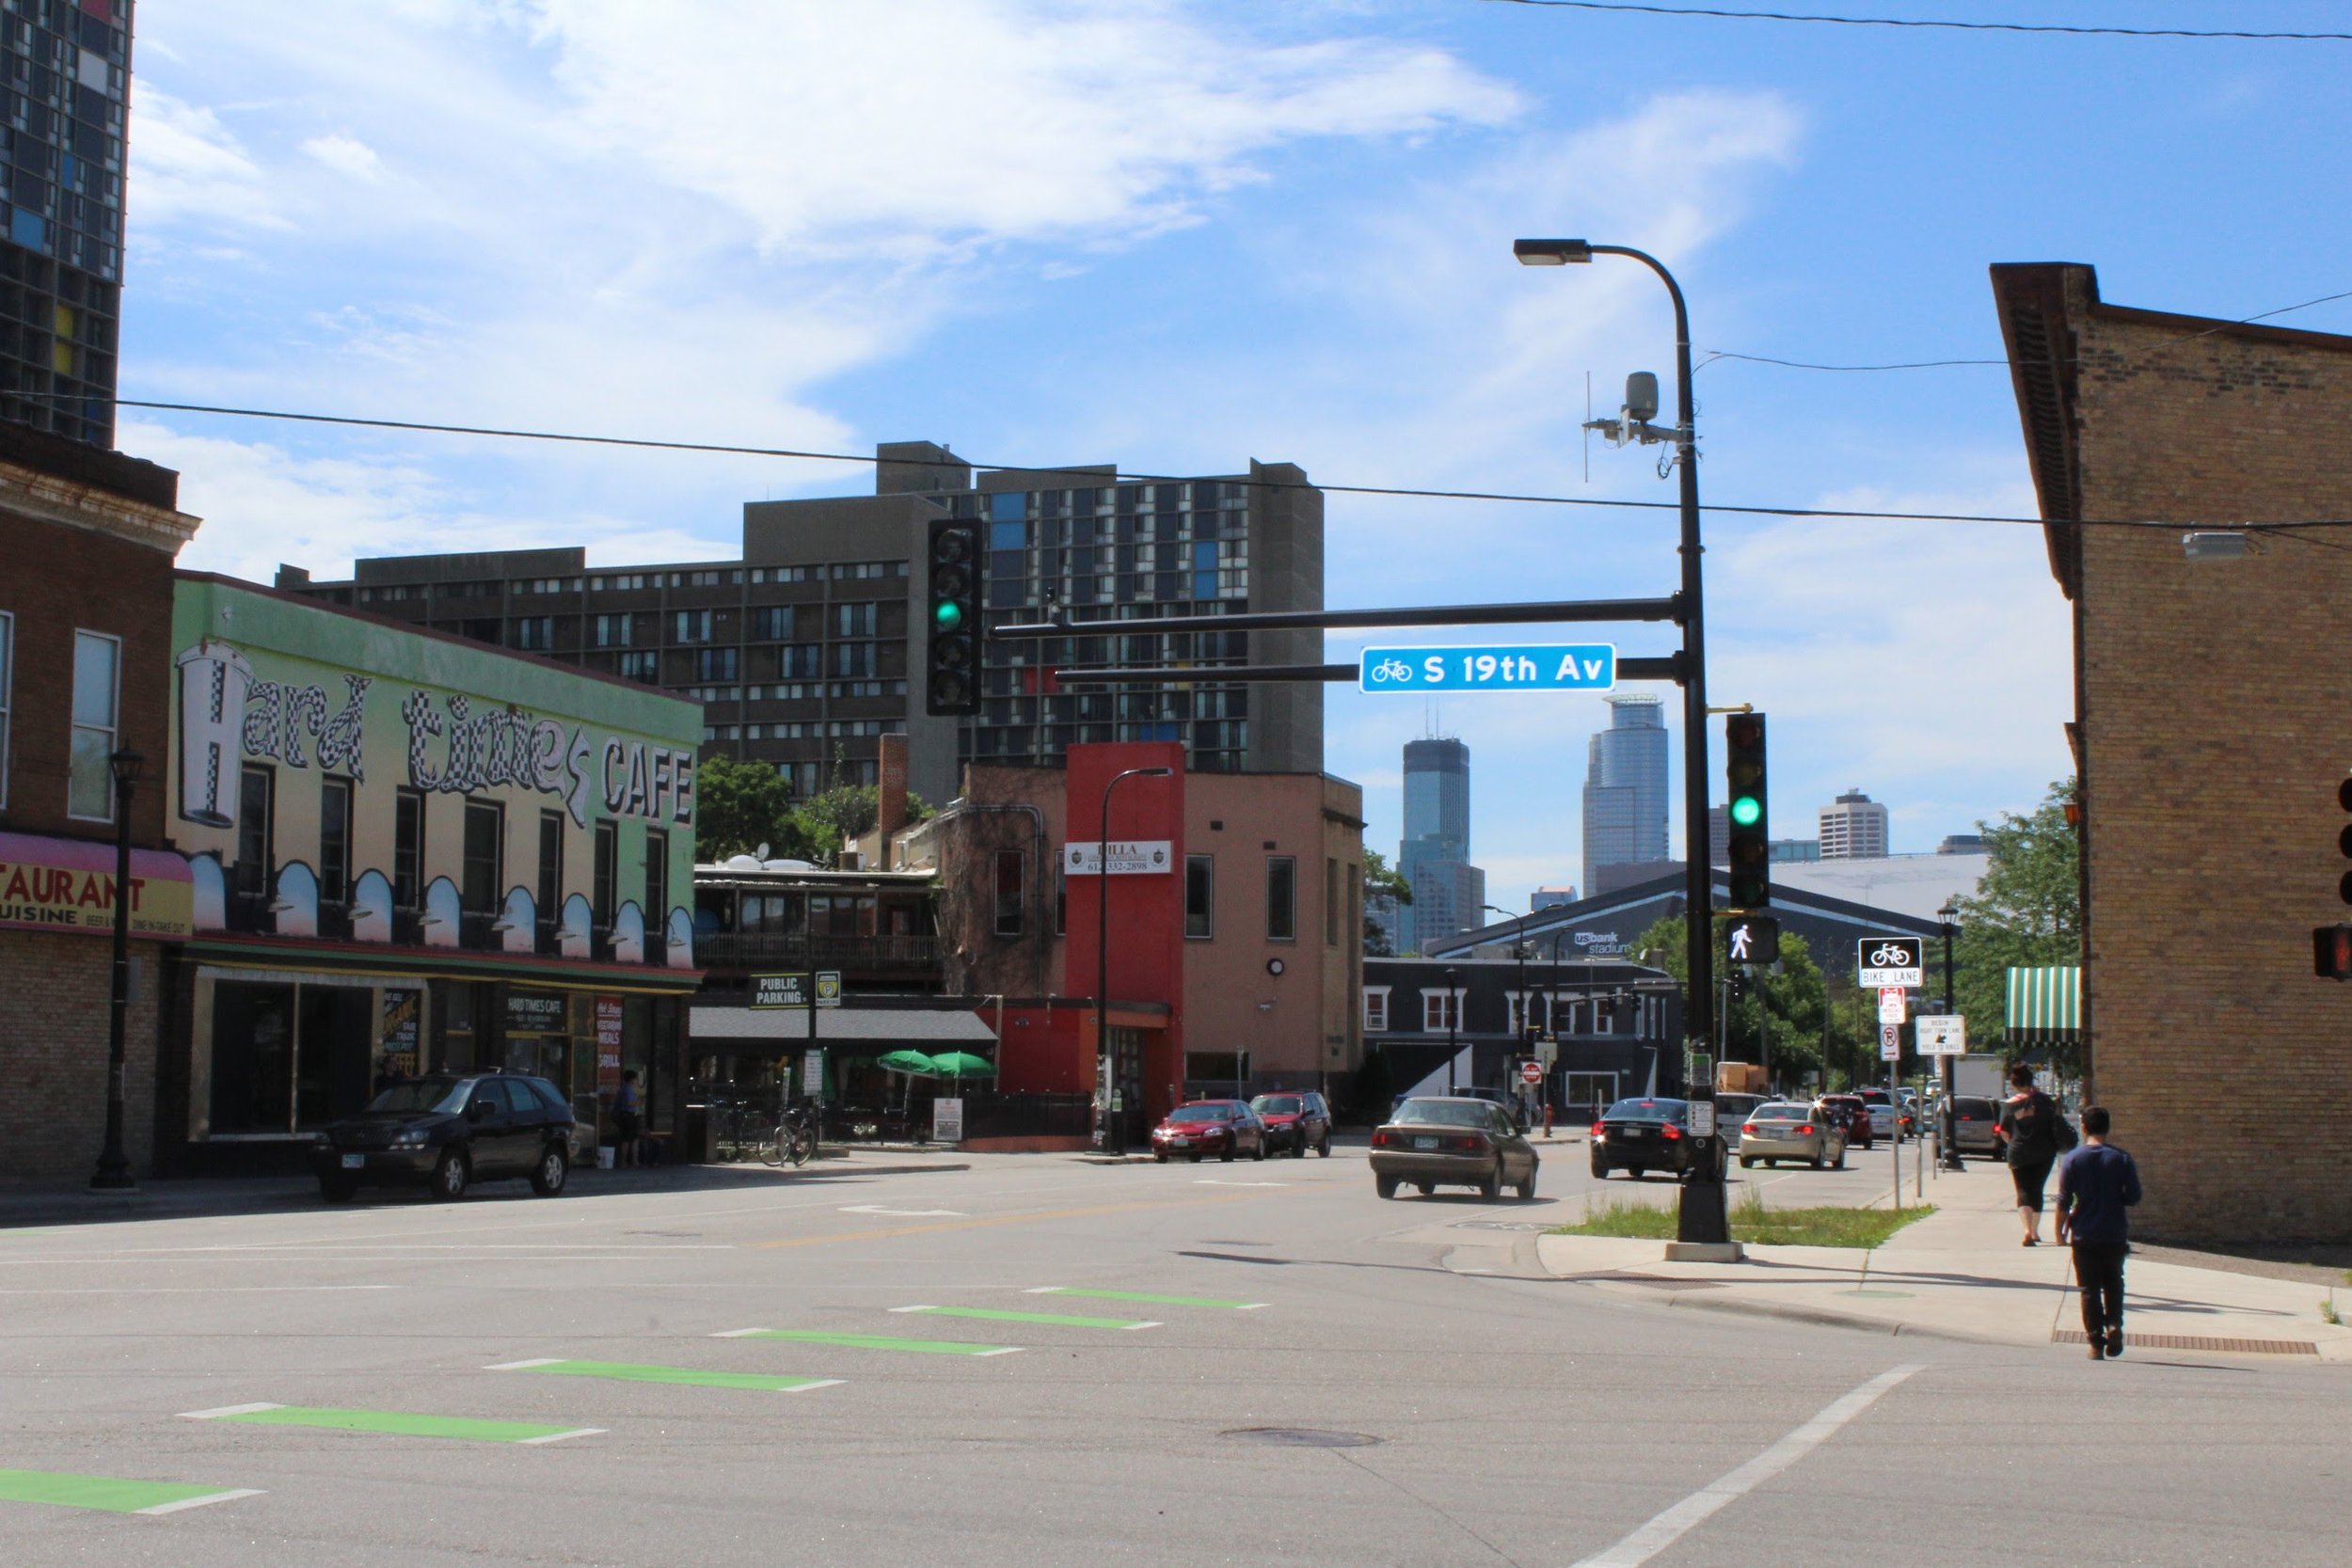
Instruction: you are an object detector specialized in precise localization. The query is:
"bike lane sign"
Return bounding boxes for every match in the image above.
[1359,643,1616,694]
[1857,936,1924,989]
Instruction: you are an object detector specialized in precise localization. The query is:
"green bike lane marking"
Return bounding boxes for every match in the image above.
[180,1403,601,1445]
[712,1328,1022,1356]
[1025,1287,1268,1310]
[487,1358,842,1392]
[0,1468,262,1516]
[892,1304,1160,1331]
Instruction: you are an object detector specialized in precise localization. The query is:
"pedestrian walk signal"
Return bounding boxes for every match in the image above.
[1724,711,1770,910]
[925,518,981,717]
[1725,915,1779,967]
[2315,924,2352,982]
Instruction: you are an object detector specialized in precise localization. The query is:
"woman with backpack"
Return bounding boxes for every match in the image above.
[1997,1061,2075,1245]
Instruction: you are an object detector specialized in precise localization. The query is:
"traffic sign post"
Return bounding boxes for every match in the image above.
[1857,936,1925,989]
[1359,643,1617,694]
[1520,1059,1544,1086]
[1879,1022,1902,1061]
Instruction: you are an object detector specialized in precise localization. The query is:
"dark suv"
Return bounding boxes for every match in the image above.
[1589,1097,1698,1180]
[310,1073,578,1203]
[1248,1091,1333,1158]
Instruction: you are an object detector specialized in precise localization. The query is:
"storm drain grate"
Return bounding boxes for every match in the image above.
[2051,1329,2317,1355]
[1223,1427,1382,1449]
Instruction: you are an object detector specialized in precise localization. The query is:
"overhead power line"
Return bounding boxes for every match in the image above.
[103,395,2352,532]
[1477,0,2352,41]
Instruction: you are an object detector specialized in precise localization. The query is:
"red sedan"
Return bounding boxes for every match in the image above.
[1150,1101,1267,1164]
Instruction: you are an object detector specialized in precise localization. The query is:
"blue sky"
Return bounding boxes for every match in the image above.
[122,2,2352,909]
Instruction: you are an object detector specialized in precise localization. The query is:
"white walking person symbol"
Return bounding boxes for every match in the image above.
[1729,924,1752,961]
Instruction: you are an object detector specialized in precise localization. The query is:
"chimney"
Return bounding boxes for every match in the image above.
[877,733,910,866]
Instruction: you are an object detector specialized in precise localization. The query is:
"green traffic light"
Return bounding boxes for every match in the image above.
[1729,796,1762,828]
[934,601,964,632]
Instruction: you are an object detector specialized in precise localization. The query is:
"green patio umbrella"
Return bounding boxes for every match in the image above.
[928,1052,996,1081]
[877,1049,940,1076]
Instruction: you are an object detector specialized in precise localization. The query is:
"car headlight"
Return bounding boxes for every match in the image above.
[391,1129,429,1147]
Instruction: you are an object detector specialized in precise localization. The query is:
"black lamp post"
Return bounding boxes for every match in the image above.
[1516,237,1724,1245]
[89,746,144,1192]
[1937,900,1963,1172]
[1442,965,1460,1093]
[1095,766,1171,1158]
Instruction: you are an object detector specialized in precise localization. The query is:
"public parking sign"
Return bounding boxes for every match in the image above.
[1359,643,1616,693]
[1857,936,1925,988]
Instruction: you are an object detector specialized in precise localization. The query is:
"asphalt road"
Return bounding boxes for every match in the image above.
[3,1142,2344,1567]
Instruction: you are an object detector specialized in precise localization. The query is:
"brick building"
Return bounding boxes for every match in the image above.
[1993,261,2352,1245]
[0,424,199,1183]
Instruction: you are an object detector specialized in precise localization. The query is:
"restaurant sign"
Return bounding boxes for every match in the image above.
[0,832,193,940]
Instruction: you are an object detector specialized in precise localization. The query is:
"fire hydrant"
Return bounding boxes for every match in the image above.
[1542,1101,1554,1140]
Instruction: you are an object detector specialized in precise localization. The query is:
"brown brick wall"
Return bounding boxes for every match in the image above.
[0,931,165,1184]
[2058,269,2352,1243]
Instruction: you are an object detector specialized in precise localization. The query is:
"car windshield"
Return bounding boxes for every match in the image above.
[1603,1098,1688,1122]
[1251,1095,1301,1116]
[362,1079,469,1115]
[1167,1105,1231,1123]
[1393,1099,1493,1128]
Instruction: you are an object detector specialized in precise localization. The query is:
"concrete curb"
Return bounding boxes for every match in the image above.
[1578,1278,2021,1349]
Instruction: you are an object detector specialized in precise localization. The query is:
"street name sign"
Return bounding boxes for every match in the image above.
[1916,1015,1967,1055]
[1877,987,1908,1024]
[1879,1023,1902,1061]
[1359,643,1616,694]
[1857,936,1925,989]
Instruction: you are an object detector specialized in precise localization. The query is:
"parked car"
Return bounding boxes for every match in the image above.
[1588,1097,1699,1180]
[1150,1101,1266,1163]
[1951,1095,2007,1159]
[1370,1097,1538,1200]
[1248,1091,1333,1158]
[310,1072,578,1203]
[1737,1101,1847,1170]
[1816,1094,1873,1150]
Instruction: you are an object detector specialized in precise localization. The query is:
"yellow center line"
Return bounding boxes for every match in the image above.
[746,1191,1276,1249]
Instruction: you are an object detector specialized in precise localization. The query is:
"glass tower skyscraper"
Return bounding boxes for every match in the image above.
[1582,695,1670,890]
[1400,736,1482,953]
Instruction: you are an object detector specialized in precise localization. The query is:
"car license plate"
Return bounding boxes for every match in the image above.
[1169,1136,1190,1146]
[1412,1135,1438,1149]
[340,1153,363,1169]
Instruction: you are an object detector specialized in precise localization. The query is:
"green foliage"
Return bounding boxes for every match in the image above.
[1627,913,1829,1092]
[1949,777,2081,1069]
[1554,1193,1932,1248]
[692,754,809,862]
[795,782,933,863]
[1361,849,1413,956]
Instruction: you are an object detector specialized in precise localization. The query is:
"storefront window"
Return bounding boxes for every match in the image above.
[462,800,503,913]
[207,978,373,1134]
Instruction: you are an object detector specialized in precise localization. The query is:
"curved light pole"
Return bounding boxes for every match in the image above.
[89,747,144,1192]
[1515,237,1724,1246]
[1096,766,1171,1158]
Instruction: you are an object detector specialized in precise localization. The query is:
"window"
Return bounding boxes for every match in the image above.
[320,777,353,905]
[618,651,659,683]
[836,602,877,637]
[644,829,670,932]
[1362,988,1390,1033]
[697,647,739,681]
[993,848,1024,937]
[751,606,792,641]
[674,610,713,643]
[594,613,633,647]
[537,810,563,929]
[780,645,822,679]
[234,765,273,898]
[461,799,502,913]
[511,616,554,651]
[0,610,11,809]
[1422,990,1462,1032]
[1265,856,1295,942]
[393,788,424,909]
[1184,854,1214,940]
[832,642,873,677]
[594,821,617,927]
[1325,859,1340,946]
[67,628,119,819]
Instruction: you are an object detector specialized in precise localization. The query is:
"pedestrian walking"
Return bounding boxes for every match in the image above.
[612,1069,642,1168]
[1997,1062,2074,1245]
[2056,1105,2142,1359]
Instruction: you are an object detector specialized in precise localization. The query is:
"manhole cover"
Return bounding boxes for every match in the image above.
[1223,1427,1381,1449]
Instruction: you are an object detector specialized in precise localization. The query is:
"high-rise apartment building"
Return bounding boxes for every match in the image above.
[1582,695,1669,886]
[0,0,134,446]
[278,441,1322,812]
[1398,736,1482,953]
[1819,787,1890,859]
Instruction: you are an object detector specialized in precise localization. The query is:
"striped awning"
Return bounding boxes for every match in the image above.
[2005,966,2081,1043]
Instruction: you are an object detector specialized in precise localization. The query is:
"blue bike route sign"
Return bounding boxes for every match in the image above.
[1358,642,1617,694]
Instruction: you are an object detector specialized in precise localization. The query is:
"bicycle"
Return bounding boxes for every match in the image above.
[770,1101,819,1168]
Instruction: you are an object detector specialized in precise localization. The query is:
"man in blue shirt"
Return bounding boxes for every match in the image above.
[2056,1105,2142,1359]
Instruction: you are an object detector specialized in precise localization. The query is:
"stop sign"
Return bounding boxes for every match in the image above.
[1519,1060,1543,1085]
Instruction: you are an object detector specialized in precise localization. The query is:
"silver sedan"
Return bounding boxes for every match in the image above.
[1737,1102,1847,1170]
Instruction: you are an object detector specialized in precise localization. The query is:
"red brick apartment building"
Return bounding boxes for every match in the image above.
[0,427,199,1183]
[1994,261,2352,1244]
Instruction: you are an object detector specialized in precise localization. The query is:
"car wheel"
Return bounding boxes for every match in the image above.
[1316,1136,1331,1158]
[1739,1156,1754,1169]
[1479,1161,1502,1200]
[1252,1136,1266,1162]
[1810,1150,1824,1170]
[1590,1157,1609,1180]
[1153,1150,1167,1164]
[1220,1143,1235,1163]
[1515,1168,1537,1201]
[531,1144,569,1196]
[1834,1148,1846,1170]
[430,1148,469,1202]
[1415,1182,1435,1196]
[1376,1176,1399,1199]
[318,1178,357,1204]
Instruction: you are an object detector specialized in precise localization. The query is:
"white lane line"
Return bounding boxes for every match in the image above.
[839,1206,967,1217]
[885,1305,936,1314]
[784,1379,847,1393]
[709,1327,769,1338]
[179,1402,283,1420]
[483,1359,564,1370]
[135,1488,267,1515]
[516,1427,605,1446]
[976,1347,1022,1357]
[1120,1322,1164,1332]
[1569,1364,1923,1568]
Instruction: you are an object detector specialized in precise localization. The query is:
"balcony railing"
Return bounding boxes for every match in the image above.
[692,930,940,974]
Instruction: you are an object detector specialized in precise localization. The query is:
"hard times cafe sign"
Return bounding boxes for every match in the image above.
[0,832,194,940]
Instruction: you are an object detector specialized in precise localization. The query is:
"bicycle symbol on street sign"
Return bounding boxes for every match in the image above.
[1856,936,1923,987]
[1367,657,1415,686]
[1867,942,1911,968]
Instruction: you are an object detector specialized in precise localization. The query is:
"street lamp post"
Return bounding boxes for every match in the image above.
[89,747,144,1193]
[1516,237,1724,1245]
[1442,965,1460,1093]
[1094,766,1171,1159]
[1937,900,1963,1172]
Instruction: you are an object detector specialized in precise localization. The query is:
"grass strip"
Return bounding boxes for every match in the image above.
[1553,1195,1933,1249]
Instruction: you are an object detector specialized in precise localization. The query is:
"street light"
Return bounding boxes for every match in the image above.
[1483,903,1535,1050]
[1095,766,1172,1159]
[1937,899,1963,1172]
[89,747,144,1192]
[1517,236,1725,1246]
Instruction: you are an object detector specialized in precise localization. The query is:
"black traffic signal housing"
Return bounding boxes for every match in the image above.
[2336,776,2352,904]
[925,518,980,717]
[2314,925,2352,982]
[1724,711,1770,910]
[1724,914,1780,968]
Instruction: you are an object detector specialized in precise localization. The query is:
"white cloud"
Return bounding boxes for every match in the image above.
[127,87,283,230]
[301,135,388,182]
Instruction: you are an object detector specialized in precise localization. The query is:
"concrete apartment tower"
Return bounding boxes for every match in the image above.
[1582,695,1670,895]
[1819,788,1890,859]
[1399,736,1483,954]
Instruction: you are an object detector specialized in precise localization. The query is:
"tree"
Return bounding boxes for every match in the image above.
[1948,777,2081,1069]
[1628,913,1829,1094]
[795,782,932,863]
[692,754,810,862]
[1361,849,1414,957]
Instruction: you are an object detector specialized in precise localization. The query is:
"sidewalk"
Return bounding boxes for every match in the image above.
[1536,1159,2352,1363]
